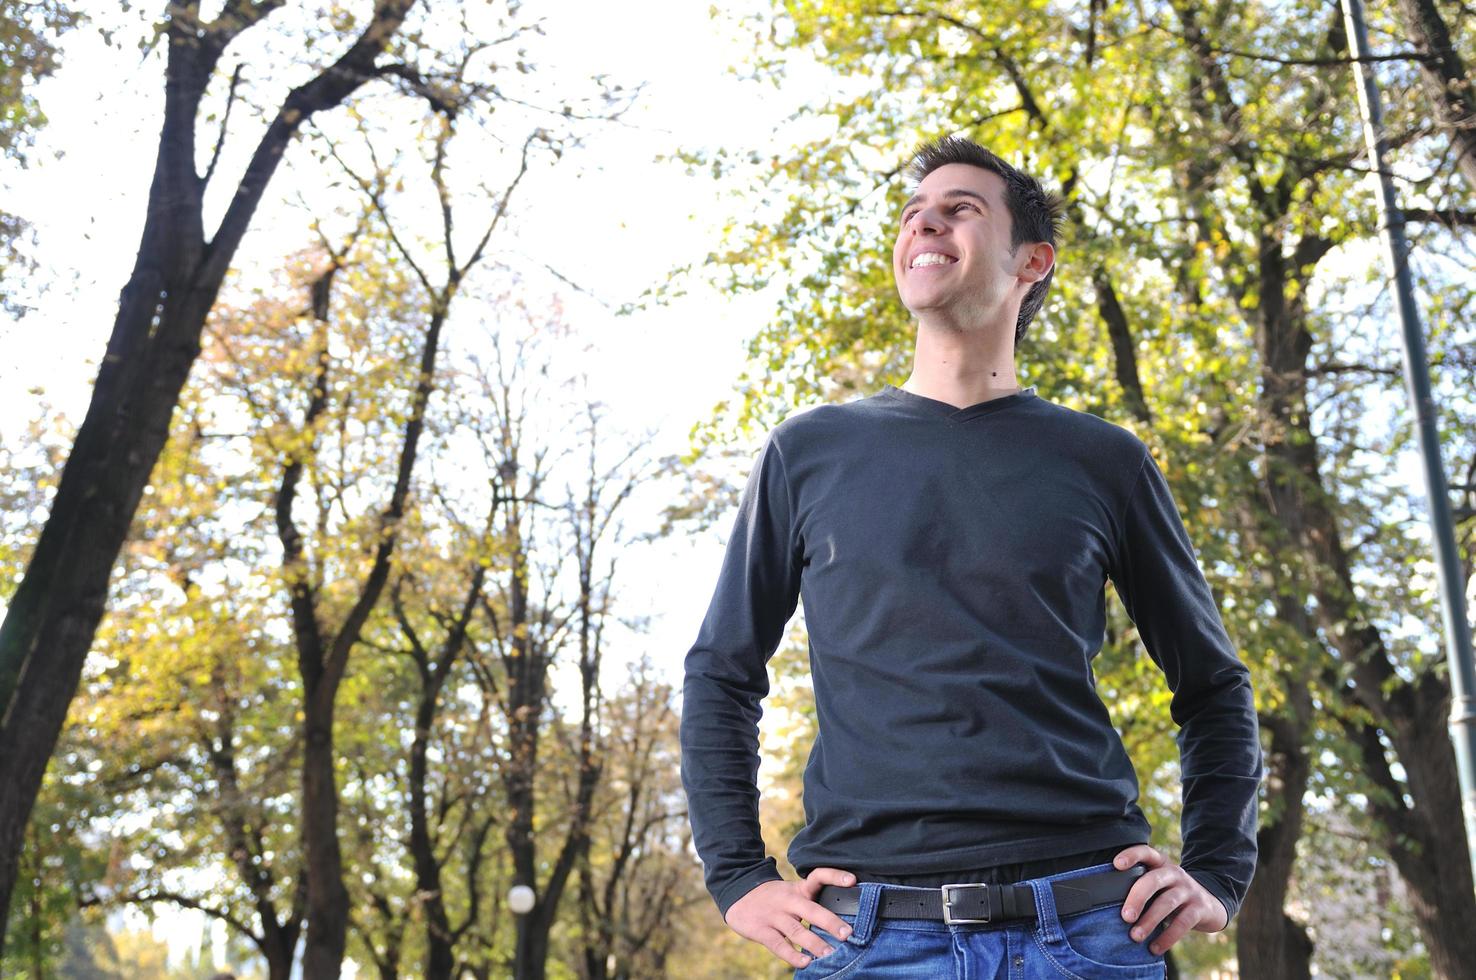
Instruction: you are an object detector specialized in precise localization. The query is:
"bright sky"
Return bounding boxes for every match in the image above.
[0,1,851,974]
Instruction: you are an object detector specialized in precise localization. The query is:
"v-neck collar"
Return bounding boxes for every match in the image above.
[879,383,1038,422]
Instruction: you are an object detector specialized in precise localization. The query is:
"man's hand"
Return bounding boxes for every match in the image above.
[1113,845,1229,955]
[723,868,859,970]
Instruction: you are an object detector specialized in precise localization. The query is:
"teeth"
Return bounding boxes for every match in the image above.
[911,252,956,268]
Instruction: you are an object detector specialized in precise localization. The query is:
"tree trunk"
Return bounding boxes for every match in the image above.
[504,411,624,980]
[1235,705,1314,978]
[513,907,554,980]
[410,670,458,980]
[264,946,295,980]
[1228,497,1317,979]
[505,516,550,980]
[0,33,215,940]
[208,689,303,980]
[397,564,490,980]
[301,700,352,978]
[284,281,443,978]
[578,857,611,980]
[1341,685,1476,980]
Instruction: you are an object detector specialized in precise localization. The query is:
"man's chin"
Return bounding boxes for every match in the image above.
[903,296,974,321]
[899,290,953,314]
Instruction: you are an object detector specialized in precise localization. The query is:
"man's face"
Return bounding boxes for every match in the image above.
[892,163,1045,331]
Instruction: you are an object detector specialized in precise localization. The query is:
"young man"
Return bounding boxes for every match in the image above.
[680,136,1262,977]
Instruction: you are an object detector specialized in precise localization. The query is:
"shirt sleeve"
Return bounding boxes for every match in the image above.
[1109,445,1264,926]
[680,429,803,920]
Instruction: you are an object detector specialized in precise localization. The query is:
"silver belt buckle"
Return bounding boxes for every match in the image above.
[940,882,993,925]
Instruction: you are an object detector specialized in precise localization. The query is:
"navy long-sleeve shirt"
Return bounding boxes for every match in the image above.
[679,383,1262,924]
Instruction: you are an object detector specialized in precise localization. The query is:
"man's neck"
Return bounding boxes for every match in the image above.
[901,318,1021,409]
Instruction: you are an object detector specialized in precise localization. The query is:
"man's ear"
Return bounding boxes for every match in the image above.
[1017,241,1055,284]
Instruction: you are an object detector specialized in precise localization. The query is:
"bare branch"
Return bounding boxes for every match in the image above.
[93,888,262,949]
[201,63,245,192]
[200,0,418,289]
[1308,360,1403,378]
[1403,208,1476,229]
[459,130,545,280]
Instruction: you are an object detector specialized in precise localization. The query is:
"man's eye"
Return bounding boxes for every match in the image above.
[901,203,976,223]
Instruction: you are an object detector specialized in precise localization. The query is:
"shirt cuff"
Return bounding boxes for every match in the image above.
[1185,869,1237,929]
[715,860,785,922]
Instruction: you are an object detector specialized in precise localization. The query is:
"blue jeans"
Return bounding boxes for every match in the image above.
[793,861,1167,979]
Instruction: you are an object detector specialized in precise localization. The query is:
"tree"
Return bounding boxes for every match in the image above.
[270,78,560,975]
[417,319,657,980]
[0,2,423,950]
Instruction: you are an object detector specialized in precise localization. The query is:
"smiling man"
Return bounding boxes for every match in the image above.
[680,135,1263,978]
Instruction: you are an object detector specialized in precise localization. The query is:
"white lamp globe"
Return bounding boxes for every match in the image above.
[508,884,536,914]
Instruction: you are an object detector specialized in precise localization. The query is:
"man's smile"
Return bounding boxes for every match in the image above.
[909,250,958,270]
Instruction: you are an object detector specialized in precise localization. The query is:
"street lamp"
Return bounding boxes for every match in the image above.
[508,883,536,915]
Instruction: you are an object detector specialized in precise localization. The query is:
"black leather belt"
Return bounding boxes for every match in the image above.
[816,865,1145,925]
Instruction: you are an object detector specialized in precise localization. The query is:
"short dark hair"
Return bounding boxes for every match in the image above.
[903,136,1065,343]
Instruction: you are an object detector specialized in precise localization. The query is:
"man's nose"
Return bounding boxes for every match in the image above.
[911,206,947,232]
